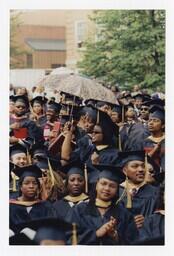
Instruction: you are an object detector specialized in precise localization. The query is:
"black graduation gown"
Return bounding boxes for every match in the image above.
[53,195,89,223]
[10,200,56,233]
[137,212,164,245]
[119,184,160,217]
[70,202,139,245]
[120,121,150,151]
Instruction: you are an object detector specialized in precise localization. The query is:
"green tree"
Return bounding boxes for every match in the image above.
[10,11,28,68]
[78,10,165,90]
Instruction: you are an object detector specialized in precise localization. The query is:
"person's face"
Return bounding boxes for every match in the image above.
[91,125,103,145]
[33,102,43,114]
[14,101,27,116]
[40,239,65,245]
[145,163,155,184]
[67,174,85,196]
[46,109,56,121]
[135,99,142,108]
[111,111,120,123]
[123,160,145,184]
[140,106,149,119]
[148,118,164,132]
[125,107,135,118]
[96,178,118,202]
[11,153,28,167]
[133,85,139,92]
[20,176,39,200]
[84,115,95,133]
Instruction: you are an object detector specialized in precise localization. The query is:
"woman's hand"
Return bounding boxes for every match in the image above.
[134,214,144,229]
[96,216,117,238]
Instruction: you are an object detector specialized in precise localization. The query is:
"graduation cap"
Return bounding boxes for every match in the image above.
[13,95,29,109]
[93,164,126,184]
[18,217,76,245]
[96,100,113,108]
[10,95,15,102]
[10,143,27,157]
[60,91,83,105]
[142,98,165,108]
[132,93,143,100]
[12,164,42,180]
[118,151,145,167]
[112,104,122,115]
[35,155,61,171]
[47,101,61,114]
[84,99,97,107]
[61,161,88,193]
[30,142,48,158]
[149,105,165,123]
[30,96,48,107]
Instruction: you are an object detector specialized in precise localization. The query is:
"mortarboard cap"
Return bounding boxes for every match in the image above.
[84,99,97,107]
[112,104,122,115]
[149,105,165,122]
[30,96,48,107]
[30,143,48,158]
[13,95,29,109]
[12,164,42,180]
[35,155,61,171]
[93,164,126,183]
[132,93,143,100]
[9,232,37,245]
[118,151,145,167]
[10,143,27,157]
[20,217,74,244]
[60,161,84,177]
[47,101,61,114]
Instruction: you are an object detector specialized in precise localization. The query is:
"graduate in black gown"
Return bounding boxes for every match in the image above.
[53,161,89,223]
[70,164,138,245]
[10,165,56,234]
[10,95,43,144]
[118,151,160,229]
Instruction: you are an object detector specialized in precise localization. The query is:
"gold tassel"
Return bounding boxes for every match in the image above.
[122,105,124,123]
[144,152,148,182]
[47,158,55,187]
[96,109,100,125]
[126,176,132,208]
[11,172,17,192]
[84,163,88,194]
[72,223,78,245]
[118,134,122,151]
[27,149,32,165]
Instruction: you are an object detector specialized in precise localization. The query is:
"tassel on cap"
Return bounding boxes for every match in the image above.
[84,163,88,194]
[126,176,132,208]
[122,105,124,123]
[47,158,55,188]
[11,172,17,192]
[118,134,122,151]
[27,149,32,165]
[72,223,78,245]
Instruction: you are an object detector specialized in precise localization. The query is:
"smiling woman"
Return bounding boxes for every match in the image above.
[70,164,139,245]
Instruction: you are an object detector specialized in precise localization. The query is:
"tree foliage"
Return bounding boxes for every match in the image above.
[78,10,165,90]
[10,12,28,68]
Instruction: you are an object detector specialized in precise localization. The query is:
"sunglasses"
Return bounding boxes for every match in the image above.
[141,107,149,111]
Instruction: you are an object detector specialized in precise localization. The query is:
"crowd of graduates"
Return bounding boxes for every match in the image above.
[9,83,165,245]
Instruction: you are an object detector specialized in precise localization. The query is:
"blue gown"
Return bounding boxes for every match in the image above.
[119,184,160,217]
[70,202,139,245]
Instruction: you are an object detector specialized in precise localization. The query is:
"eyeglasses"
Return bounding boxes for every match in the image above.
[141,107,149,111]
[92,131,102,134]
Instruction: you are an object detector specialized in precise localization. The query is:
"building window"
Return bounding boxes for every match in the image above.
[51,64,66,69]
[26,54,33,68]
[75,21,86,48]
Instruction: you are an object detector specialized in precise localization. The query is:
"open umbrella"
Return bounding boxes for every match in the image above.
[35,67,75,89]
[54,74,116,103]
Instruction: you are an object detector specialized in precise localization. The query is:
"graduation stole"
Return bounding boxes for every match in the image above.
[147,134,165,144]
[95,198,112,209]
[9,199,41,207]
[64,193,88,203]
[96,145,109,151]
